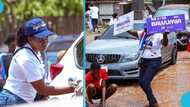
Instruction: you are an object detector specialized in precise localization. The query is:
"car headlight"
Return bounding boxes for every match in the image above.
[120,52,139,62]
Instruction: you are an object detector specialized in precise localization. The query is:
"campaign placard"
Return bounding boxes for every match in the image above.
[114,11,134,35]
[146,14,185,34]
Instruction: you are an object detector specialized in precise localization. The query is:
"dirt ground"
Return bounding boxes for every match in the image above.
[105,51,190,107]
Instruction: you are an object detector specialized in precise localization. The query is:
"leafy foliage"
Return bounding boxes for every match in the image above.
[0,0,83,23]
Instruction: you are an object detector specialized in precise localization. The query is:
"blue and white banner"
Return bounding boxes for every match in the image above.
[146,14,186,34]
[114,11,134,35]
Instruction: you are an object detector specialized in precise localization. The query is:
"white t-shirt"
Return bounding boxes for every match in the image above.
[142,33,163,58]
[4,44,45,102]
[89,6,99,19]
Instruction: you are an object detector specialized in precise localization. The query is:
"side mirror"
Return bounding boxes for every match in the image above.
[50,63,63,80]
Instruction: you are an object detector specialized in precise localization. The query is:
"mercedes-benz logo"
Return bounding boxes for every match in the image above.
[96,55,105,64]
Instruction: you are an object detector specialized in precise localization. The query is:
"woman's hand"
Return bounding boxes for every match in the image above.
[74,86,83,96]
[31,79,75,96]
[144,44,152,49]
[74,80,83,96]
[88,102,95,107]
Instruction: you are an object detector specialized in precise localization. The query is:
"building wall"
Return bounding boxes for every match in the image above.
[44,16,83,35]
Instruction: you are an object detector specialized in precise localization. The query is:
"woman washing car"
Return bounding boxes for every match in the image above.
[0,18,77,106]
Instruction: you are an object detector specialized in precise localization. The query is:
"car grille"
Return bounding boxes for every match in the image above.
[108,70,122,76]
[86,54,121,64]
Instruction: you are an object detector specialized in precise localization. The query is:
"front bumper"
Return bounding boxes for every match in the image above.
[86,60,140,80]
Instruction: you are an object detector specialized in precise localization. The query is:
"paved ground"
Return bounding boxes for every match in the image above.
[105,51,190,107]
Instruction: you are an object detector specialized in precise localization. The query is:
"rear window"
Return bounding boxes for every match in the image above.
[46,41,73,52]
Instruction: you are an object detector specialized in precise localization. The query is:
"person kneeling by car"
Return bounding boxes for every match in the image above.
[86,63,117,107]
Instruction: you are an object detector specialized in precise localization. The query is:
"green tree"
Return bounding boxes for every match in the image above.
[0,0,83,30]
[0,0,83,40]
[13,0,83,22]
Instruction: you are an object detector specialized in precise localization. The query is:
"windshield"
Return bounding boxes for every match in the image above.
[99,25,138,40]
[154,9,189,20]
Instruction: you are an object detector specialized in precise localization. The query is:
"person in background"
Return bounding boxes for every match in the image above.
[0,33,16,88]
[143,7,150,19]
[4,33,17,53]
[86,8,93,32]
[89,3,100,33]
[86,63,117,107]
[139,25,168,107]
[109,13,118,26]
[0,18,79,106]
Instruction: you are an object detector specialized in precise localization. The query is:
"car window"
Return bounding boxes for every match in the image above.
[101,25,114,39]
[46,41,74,52]
[154,8,189,20]
[47,35,78,52]
[99,25,138,40]
[74,38,83,68]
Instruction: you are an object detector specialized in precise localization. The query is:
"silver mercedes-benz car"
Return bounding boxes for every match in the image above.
[86,22,177,80]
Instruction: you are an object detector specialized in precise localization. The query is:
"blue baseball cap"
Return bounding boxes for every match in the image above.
[23,18,55,38]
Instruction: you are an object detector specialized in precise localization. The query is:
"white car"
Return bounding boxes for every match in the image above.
[48,32,84,104]
[11,32,84,107]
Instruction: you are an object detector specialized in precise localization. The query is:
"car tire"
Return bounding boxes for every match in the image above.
[170,47,177,65]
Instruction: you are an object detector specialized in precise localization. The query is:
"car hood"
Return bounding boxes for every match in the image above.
[86,39,139,55]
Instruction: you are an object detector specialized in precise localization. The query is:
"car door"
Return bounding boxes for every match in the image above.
[48,33,83,104]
